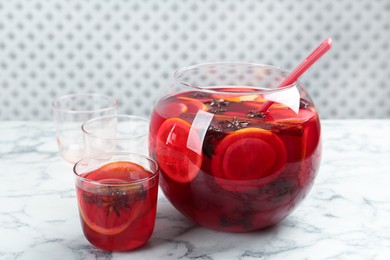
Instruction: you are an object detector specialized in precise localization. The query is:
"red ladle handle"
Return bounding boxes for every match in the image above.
[259,38,332,113]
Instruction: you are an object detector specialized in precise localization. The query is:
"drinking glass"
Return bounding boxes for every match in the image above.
[82,115,149,156]
[52,93,117,163]
[73,152,159,251]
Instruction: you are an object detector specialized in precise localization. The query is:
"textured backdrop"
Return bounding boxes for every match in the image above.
[0,0,389,120]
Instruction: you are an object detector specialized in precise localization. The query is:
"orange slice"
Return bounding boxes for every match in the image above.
[212,128,287,192]
[85,161,150,181]
[269,107,315,123]
[78,162,149,235]
[158,98,207,118]
[155,118,202,183]
[78,198,142,236]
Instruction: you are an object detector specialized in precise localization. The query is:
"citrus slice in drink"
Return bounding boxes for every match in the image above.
[78,182,146,236]
[78,194,144,236]
[211,88,262,102]
[85,161,151,181]
[78,162,150,236]
[269,106,315,124]
[155,118,202,183]
[212,128,287,192]
[157,98,207,118]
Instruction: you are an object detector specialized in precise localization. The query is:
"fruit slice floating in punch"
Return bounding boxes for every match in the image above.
[158,97,207,118]
[79,162,149,236]
[212,128,287,192]
[156,118,203,183]
[85,161,151,181]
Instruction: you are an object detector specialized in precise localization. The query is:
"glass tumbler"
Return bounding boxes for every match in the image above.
[82,115,150,156]
[73,152,159,251]
[52,93,117,164]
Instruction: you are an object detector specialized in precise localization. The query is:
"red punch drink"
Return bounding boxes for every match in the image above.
[74,154,159,251]
[149,63,321,232]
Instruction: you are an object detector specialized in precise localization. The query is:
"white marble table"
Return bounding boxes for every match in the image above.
[1,120,390,260]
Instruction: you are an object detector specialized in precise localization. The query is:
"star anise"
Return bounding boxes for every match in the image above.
[205,99,230,113]
[100,190,131,217]
[203,125,226,158]
[218,116,249,130]
[247,110,267,119]
[82,185,145,217]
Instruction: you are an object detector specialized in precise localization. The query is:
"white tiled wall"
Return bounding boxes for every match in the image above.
[0,0,389,120]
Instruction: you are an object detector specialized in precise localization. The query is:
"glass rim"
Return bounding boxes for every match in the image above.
[73,152,159,186]
[173,62,298,94]
[51,93,118,114]
[81,114,150,140]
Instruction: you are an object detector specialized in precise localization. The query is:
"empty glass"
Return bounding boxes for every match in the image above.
[52,93,117,163]
[82,115,150,156]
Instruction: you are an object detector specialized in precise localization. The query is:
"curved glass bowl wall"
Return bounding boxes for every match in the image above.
[149,63,322,232]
